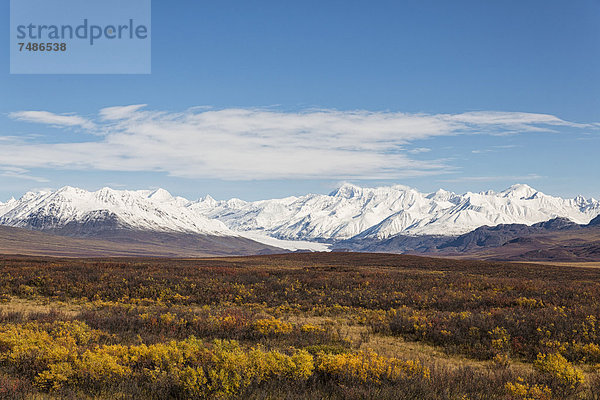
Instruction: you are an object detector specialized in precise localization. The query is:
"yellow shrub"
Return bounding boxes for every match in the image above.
[158,312,187,328]
[253,318,292,335]
[1,324,429,398]
[539,339,567,354]
[492,353,510,368]
[49,321,104,345]
[179,366,208,397]
[515,297,544,309]
[35,362,75,390]
[409,313,431,338]
[316,349,429,384]
[290,349,314,380]
[129,337,208,372]
[571,342,600,363]
[300,324,324,333]
[75,348,131,383]
[178,340,314,398]
[534,353,584,391]
[489,326,510,352]
[203,312,247,332]
[0,323,77,375]
[35,347,132,390]
[458,311,472,320]
[505,377,552,400]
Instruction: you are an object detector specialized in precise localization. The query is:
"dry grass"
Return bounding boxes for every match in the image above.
[515,261,600,269]
[0,297,81,317]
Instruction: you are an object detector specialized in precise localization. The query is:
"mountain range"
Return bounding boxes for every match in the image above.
[0,183,599,259]
[194,183,598,240]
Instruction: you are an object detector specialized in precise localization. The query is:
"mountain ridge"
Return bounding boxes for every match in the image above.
[1,184,599,247]
[197,183,600,240]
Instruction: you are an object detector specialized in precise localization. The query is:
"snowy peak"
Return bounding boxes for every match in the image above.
[0,187,232,236]
[329,183,363,198]
[0,184,599,243]
[501,184,539,199]
[426,189,457,202]
[193,183,600,240]
[148,188,175,203]
[0,197,15,206]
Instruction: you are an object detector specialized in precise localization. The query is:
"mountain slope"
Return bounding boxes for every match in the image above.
[452,223,600,262]
[1,184,599,249]
[335,217,600,262]
[0,226,280,257]
[0,187,286,256]
[436,217,579,252]
[0,186,232,235]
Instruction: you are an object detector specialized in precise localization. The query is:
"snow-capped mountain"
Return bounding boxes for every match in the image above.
[0,184,599,243]
[0,186,232,236]
[194,183,600,240]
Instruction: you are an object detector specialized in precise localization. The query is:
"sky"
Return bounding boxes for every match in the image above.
[0,0,599,201]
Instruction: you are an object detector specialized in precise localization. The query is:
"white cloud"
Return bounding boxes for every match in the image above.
[408,147,431,154]
[99,104,148,121]
[450,111,589,131]
[472,144,521,154]
[0,106,594,181]
[440,174,543,183]
[8,111,95,130]
[0,167,49,183]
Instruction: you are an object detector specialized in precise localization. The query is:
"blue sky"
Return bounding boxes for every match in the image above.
[1,0,599,201]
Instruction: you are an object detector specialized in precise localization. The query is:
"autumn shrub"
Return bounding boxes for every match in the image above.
[253,317,293,336]
[315,349,430,384]
[19,335,318,398]
[505,377,552,400]
[0,323,77,376]
[515,297,544,309]
[570,342,600,363]
[533,352,585,396]
[300,323,325,334]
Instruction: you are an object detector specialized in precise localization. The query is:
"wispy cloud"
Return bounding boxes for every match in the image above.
[471,144,521,154]
[99,104,148,121]
[0,167,49,183]
[8,111,95,130]
[440,174,543,183]
[0,106,594,181]
[450,111,590,133]
[408,147,431,154]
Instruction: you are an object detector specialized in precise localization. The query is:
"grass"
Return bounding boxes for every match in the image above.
[0,252,599,399]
